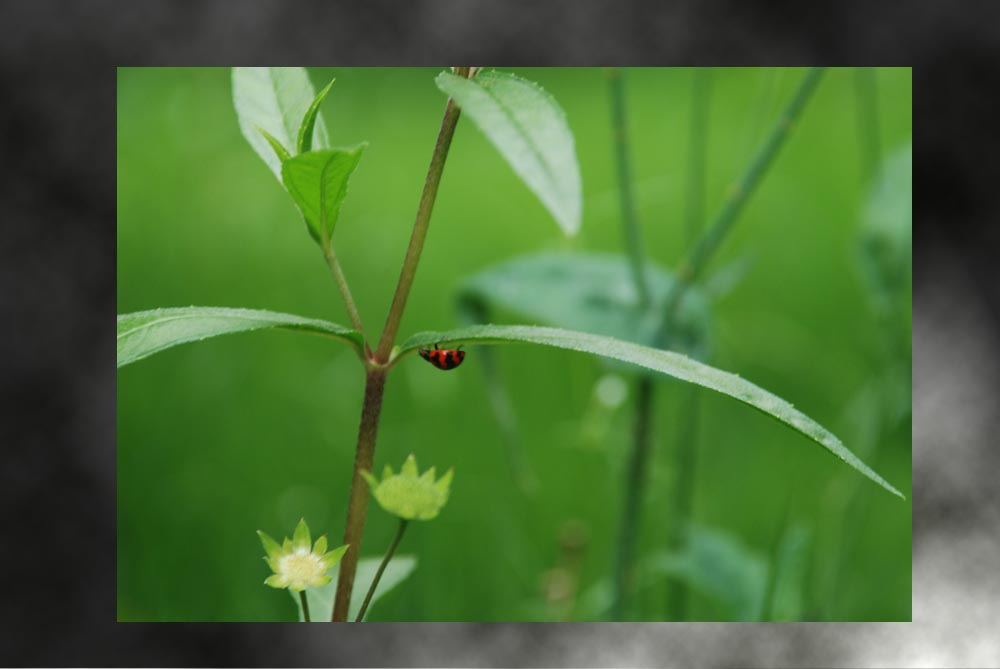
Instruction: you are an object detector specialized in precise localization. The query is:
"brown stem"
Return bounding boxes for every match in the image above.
[374,69,468,362]
[332,367,387,621]
[330,69,471,620]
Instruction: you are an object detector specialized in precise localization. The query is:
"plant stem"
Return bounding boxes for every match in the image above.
[333,72,469,620]
[374,69,468,362]
[665,385,700,619]
[479,345,538,494]
[460,297,537,494]
[299,590,311,622]
[663,69,712,621]
[656,67,825,344]
[607,67,651,308]
[606,66,652,619]
[613,68,822,621]
[332,367,387,621]
[761,489,794,621]
[323,242,364,333]
[611,375,654,620]
[355,519,409,622]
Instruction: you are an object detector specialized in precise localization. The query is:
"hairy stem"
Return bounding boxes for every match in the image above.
[323,242,364,333]
[374,68,468,362]
[333,72,469,620]
[299,590,311,622]
[607,67,651,307]
[355,519,409,622]
[332,368,387,621]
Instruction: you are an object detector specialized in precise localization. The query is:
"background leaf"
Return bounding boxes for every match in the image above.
[644,524,768,621]
[398,324,904,498]
[281,146,366,244]
[767,523,811,621]
[436,70,582,236]
[458,251,711,359]
[291,555,417,622]
[232,67,331,181]
[859,141,912,310]
[117,307,363,367]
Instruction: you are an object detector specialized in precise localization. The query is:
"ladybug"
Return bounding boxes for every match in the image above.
[418,343,466,370]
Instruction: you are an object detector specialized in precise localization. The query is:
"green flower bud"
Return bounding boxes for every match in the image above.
[362,453,453,521]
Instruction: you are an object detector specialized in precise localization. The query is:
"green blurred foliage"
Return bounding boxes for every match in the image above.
[117,67,911,621]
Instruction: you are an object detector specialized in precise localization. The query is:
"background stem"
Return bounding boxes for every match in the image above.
[611,68,823,621]
[299,590,311,622]
[664,386,700,619]
[664,68,712,620]
[611,375,654,620]
[656,67,825,343]
[355,519,409,621]
[607,67,651,308]
[332,368,387,621]
[607,67,653,619]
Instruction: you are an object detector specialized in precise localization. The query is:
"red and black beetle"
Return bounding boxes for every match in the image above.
[418,343,465,371]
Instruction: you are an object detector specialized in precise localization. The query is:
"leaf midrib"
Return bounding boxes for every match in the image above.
[472,76,559,197]
[117,311,350,340]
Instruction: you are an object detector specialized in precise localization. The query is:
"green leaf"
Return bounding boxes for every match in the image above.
[282,145,366,244]
[397,324,904,499]
[644,524,768,621]
[117,306,363,367]
[290,555,417,622]
[258,126,291,163]
[232,67,331,182]
[297,78,335,154]
[367,455,453,521]
[436,70,582,236]
[458,251,711,359]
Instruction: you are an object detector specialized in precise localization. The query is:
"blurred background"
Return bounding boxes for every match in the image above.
[117,67,911,622]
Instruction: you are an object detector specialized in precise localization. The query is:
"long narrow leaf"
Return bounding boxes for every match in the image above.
[458,251,712,359]
[397,324,904,499]
[435,70,581,236]
[117,307,363,367]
